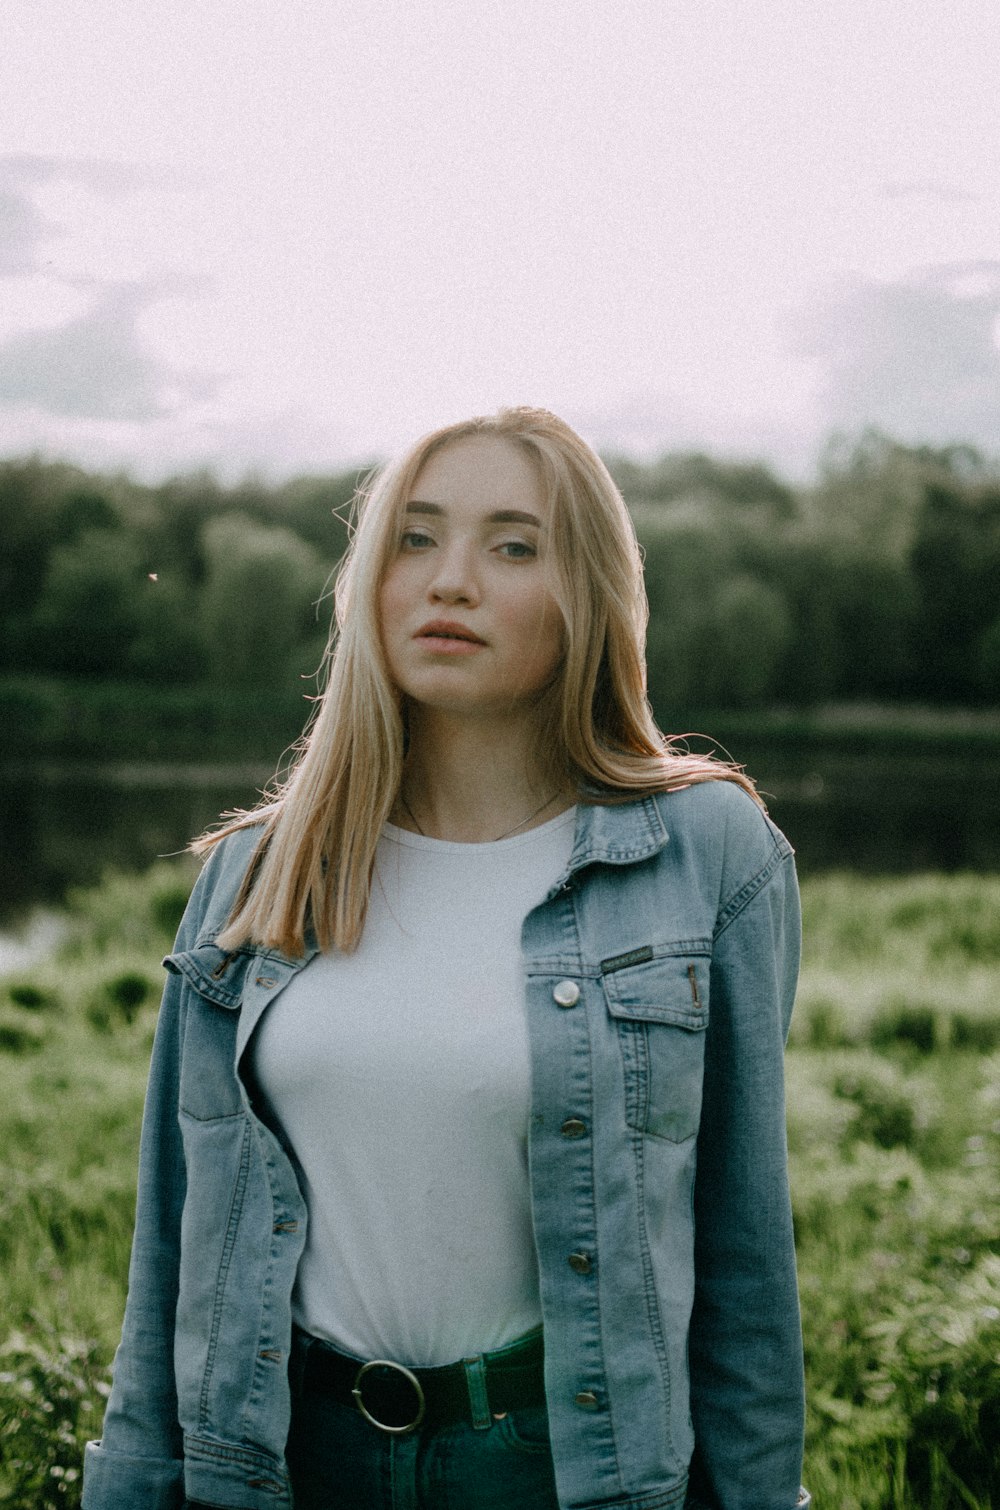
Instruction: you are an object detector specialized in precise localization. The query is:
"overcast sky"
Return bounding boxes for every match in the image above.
[1,0,998,480]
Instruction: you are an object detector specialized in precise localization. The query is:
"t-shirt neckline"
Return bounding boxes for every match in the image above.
[382,805,577,853]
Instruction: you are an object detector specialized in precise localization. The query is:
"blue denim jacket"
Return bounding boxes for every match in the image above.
[83,781,808,1510]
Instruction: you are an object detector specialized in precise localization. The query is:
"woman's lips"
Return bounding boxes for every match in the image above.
[415,632,485,654]
[414,620,486,652]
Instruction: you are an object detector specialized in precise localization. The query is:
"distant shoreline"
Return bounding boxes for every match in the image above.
[6,675,1000,765]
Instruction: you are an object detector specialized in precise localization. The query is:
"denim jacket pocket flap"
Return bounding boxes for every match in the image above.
[166,947,253,1121]
[165,943,253,1010]
[602,951,711,1142]
[602,949,710,1031]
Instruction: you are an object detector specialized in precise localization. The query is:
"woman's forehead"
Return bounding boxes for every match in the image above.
[408,434,545,515]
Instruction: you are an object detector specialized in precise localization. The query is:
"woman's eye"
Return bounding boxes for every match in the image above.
[498,540,536,560]
[401,528,434,550]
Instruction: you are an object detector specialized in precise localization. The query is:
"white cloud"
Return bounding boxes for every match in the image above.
[803,265,1000,457]
[0,190,44,275]
[0,281,219,421]
[0,275,90,338]
[1,2,1000,476]
[882,181,981,206]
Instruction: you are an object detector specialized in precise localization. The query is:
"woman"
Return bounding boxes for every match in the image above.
[83,407,809,1510]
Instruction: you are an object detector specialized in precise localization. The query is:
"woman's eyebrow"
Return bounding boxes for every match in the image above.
[404,501,543,528]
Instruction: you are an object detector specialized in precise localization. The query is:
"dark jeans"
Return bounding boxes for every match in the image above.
[286,1374,560,1510]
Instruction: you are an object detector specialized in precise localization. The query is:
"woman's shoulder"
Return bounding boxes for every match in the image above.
[652,776,793,878]
[201,821,268,873]
[179,823,267,947]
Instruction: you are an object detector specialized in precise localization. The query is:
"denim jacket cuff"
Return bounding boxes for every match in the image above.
[82,1439,184,1509]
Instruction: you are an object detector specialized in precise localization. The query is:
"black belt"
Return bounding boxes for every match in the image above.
[293,1326,546,1435]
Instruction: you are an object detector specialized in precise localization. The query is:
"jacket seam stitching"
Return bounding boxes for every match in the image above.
[567,885,625,1496]
[198,1119,253,1427]
[631,1126,678,1456]
[712,841,788,941]
[184,1433,284,1470]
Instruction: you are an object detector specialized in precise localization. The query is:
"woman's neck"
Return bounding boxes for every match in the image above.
[395,709,571,843]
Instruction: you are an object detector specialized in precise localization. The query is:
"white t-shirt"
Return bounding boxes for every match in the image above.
[251,807,577,1367]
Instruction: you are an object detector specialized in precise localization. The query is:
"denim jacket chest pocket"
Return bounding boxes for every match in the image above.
[166,943,251,1122]
[600,945,711,1143]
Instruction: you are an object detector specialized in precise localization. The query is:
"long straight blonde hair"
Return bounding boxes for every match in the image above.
[194,406,762,955]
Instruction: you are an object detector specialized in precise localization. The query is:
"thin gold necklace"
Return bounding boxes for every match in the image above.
[399,790,561,842]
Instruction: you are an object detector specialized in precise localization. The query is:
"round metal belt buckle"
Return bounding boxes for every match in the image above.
[352,1359,427,1434]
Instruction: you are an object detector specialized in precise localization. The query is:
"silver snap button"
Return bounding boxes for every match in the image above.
[552,979,580,1007]
[561,1118,587,1138]
[574,1391,599,1410]
[568,1251,592,1274]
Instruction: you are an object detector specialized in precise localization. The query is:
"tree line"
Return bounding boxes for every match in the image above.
[2,431,999,715]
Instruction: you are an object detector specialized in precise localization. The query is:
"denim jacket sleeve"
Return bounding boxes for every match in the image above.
[82,961,188,1506]
[686,810,807,1510]
[82,845,232,1510]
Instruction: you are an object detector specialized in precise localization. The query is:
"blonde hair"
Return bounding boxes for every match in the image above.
[195,406,762,955]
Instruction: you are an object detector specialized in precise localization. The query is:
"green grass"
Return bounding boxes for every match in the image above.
[788,874,1000,1508]
[1,866,998,1507]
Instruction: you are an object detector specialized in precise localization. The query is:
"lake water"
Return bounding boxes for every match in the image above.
[2,746,999,937]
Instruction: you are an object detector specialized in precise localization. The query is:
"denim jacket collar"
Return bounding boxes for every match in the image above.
[169,798,674,1105]
[563,794,669,877]
[175,797,672,996]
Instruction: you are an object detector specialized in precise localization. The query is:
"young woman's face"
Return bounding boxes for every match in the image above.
[379,435,565,721]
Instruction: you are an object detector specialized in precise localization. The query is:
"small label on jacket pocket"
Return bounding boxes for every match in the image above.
[600,945,654,974]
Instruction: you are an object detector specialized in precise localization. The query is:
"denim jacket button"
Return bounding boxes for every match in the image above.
[561,1118,587,1138]
[568,1251,592,1274]
[552,980,580,1007]
[574,1391,599,1410]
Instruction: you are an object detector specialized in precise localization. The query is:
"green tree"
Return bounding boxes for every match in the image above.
[978,614,1000,700]
[610,451,796,522]
[637,517,735,713]
[53,486,120,542]
[0,459,71,669]
[127,575,207,685]
[199,514,325,687]
[829,550,916,699]
[810,430,987,560]
[31,528,145,677]
[908,482,1000,703]
[701,575,793,708]
[267,472,358,560]
[764,536,844,705]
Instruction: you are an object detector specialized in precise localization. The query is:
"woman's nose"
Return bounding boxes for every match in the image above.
[428,542,479,604]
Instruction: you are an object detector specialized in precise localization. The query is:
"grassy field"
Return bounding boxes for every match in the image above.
[1,864,998,1508]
